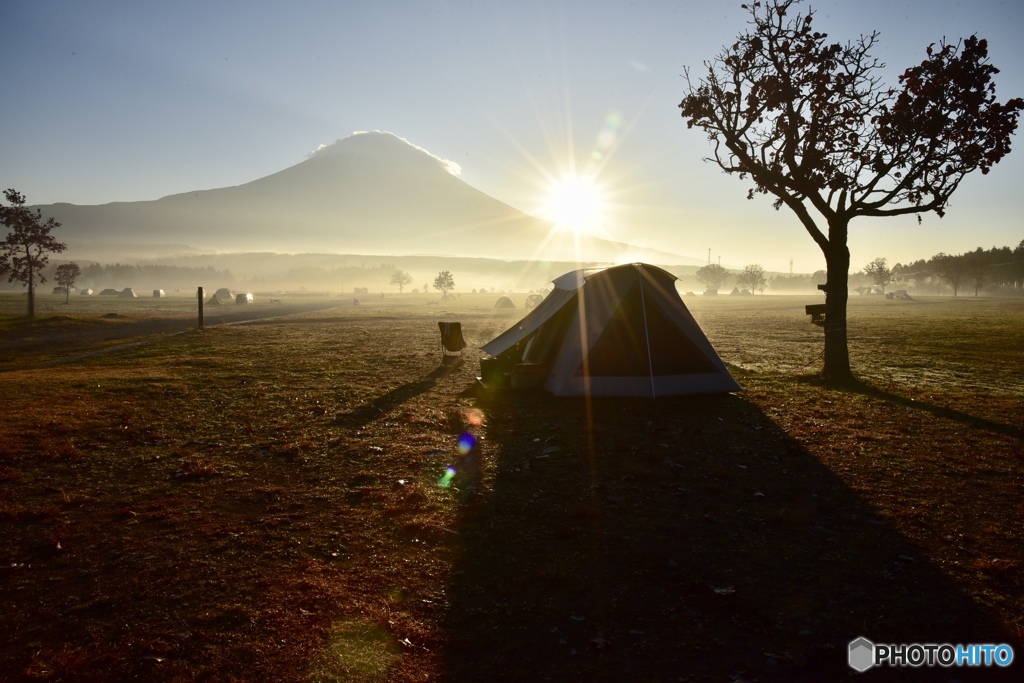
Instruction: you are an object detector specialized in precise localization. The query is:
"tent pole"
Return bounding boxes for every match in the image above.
[638,272,656,398]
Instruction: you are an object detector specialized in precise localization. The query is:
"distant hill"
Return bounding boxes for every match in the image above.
[33,131,702,265]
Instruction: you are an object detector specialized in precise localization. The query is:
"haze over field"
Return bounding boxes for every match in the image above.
[3,1,1023,271]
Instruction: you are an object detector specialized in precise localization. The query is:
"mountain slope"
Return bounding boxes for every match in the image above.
[35,131,698,263]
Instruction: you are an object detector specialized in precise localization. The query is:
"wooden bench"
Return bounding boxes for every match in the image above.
[805,303,826,326]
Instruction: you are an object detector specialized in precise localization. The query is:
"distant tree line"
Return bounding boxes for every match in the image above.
[766,271,828,293]
[675,238,1023,297]
[888,241,1024,297]
[73,262,236,292]
[4,259,427,295]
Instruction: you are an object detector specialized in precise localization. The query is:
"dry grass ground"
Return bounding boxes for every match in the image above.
[0,292,1021,682]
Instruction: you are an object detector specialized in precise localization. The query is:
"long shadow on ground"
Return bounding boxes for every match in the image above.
[441,389,1018,681]
[840,378,1024,441]
[333,361,464,429]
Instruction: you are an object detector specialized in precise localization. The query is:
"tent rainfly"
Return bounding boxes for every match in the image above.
[494,296,516,308]
[209,288,234,304]
[480,263,741,397]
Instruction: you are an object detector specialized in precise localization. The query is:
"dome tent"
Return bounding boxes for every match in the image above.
[208,288,234,304]
[480,263,740,397]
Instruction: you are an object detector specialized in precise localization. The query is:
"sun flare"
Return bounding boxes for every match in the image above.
[543,175,605,235]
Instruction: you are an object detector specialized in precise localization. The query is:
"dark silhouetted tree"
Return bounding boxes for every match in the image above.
[433,270,455,301]
[1,189,68,318]
[679,0,1023,381]
[54,262,82,304]
[695,263,730,294]
[863,257,892,294]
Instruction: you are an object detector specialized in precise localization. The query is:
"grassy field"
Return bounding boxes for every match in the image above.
[0,291,1021,682]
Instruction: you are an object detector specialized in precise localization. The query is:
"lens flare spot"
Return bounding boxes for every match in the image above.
[457,433,477,454]
[313,618,401,680]
[465,408,485,426]
[438,466,456,488]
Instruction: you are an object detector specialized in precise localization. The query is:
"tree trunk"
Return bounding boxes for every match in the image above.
[822,221,853,382]
[27,269,35,318]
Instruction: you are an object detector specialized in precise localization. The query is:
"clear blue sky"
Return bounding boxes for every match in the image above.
[3,0,1022,271]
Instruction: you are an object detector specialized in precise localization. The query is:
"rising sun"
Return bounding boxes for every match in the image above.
[543,175,606,235]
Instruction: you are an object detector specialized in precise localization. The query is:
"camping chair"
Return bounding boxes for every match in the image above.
[438,322,467,363]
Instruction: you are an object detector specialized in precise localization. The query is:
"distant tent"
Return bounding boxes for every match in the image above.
[729,287,741,296]
[80,288,94,296]
[153,289,165,298]
[99,288,119,296]
[209,288,234,304]
[494,296,516,308]
[480,263,740,397]
[119,288,137,298]
[52,287,68,295]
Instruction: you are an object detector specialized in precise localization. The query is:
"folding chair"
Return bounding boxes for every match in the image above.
[438,321,467,363]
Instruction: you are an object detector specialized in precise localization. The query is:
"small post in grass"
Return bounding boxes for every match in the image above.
[197,286,204,329]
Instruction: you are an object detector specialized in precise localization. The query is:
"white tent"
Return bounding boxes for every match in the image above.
[480,263,740,397]
[209,288,234,304]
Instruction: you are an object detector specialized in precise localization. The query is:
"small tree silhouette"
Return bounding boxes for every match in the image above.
[695,263,730,294]
[389,269,412,293]
[54,262,82,304]
[737,264,767,294]
[433,270,455,302]
[863,257,892,294]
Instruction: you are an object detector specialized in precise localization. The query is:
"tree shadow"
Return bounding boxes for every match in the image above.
[831,377,1023,441]
[440,389,1018,681]
[333,361,464,429]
